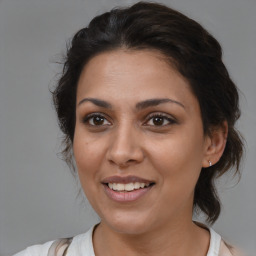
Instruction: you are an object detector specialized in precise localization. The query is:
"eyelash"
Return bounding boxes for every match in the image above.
[82,112,176,127]
[82,113,111,126]
[144,113,176,127]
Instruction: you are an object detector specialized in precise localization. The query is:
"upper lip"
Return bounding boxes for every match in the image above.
[101,175,155,184]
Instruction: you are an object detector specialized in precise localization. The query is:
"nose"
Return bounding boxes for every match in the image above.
[106,124,144,168]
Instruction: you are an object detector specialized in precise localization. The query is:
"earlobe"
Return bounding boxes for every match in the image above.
[202,121,228,168]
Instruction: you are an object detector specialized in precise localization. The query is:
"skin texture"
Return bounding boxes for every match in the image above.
[73,49,227,256]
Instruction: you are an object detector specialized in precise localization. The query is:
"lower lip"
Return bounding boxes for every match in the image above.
[103,184,153,202]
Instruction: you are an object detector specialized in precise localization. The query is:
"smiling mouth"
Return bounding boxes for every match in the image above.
[106,182,154,192]
[102,176,155,201]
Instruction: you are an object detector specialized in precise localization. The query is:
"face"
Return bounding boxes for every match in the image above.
[73,50,211,235]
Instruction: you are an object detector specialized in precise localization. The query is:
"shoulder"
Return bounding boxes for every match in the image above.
[13,226,95,256]
[67,226,95,255]
[13,240,54,256]
[219,240,244,256]
[197,223,243,256]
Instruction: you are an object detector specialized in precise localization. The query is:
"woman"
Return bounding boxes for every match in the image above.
[14,2,243,256]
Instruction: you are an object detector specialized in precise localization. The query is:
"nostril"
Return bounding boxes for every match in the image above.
[127,159,136,163]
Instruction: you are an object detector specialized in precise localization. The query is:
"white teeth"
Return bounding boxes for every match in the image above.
[116,183,125,191]
[108,182,150,191]
[134,182,140,189]
[124,183,134,191]
[140,182,145,188]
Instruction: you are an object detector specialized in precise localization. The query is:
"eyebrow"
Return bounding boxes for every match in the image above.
[135,98,185,110]
[78,98,112,109]
[78,97,185,109]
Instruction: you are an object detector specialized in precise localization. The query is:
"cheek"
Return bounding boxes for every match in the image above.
[73,137,106,213]
[151,145,201,184]
[148,129,204,195]
[150,132,204,169]
[73,129,106,188]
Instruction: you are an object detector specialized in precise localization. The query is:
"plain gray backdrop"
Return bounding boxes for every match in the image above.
[1,0,255,255]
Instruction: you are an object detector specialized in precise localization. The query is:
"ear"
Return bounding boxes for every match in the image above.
[202,121,228,168]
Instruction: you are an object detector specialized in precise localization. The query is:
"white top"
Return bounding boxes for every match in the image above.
[14,225,234,256]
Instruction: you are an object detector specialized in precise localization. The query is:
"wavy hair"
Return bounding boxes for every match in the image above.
[52,2,244,224]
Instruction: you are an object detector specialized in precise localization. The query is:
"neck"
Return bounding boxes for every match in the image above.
[93,218,210,256]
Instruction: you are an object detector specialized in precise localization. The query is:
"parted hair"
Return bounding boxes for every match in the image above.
[52,1,243,224]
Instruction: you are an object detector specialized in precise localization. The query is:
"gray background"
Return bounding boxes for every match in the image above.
[0,0,255,255]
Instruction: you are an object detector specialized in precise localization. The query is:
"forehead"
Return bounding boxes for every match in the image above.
[76,49,196,109]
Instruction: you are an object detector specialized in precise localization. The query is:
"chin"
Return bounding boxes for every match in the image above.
[109,221,149,235]
[101,210,156,235]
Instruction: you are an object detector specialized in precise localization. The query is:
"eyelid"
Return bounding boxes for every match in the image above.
[143,112,177,126]
[82,112,112,125]
[81,111,176,127]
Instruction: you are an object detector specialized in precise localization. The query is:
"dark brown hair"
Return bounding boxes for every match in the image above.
[52,1,243,224]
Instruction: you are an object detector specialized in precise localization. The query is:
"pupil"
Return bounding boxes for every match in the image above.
[153,117,163,125]
[94,116,104,125]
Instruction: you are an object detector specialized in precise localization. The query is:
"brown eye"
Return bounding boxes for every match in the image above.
[145,113,176,127]
[152,116,164,126]
[83,113,111,126]
[91,116,105,125]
